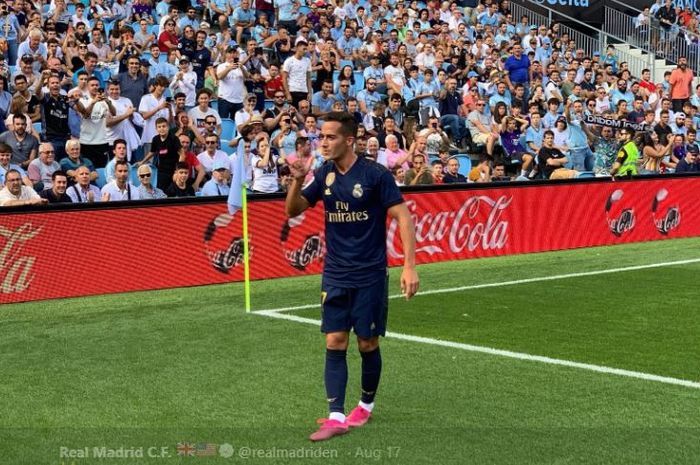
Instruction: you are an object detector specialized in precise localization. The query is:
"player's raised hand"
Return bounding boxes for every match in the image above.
[289,159,309,181]
[400,267,419,300]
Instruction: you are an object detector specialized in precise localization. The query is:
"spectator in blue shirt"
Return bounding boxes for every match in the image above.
[504,44,530,99]
[231,0,256,46]
[311,80,337,118]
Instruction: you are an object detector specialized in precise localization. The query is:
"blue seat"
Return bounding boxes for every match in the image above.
[158,53,167,64]
[95,168,107,188]
[67,3,76,14]
[210,100,218,112]
[353,71,365,92]
[221,140,236,155]
[339,59,354,69]
[220,118,236,140]
[452,155,472,177]
[298,5,311,14]
[577,171,595,178]
[32,122,42,135]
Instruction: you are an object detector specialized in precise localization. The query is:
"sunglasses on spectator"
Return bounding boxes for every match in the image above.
[139,173,151,178]
[206,121,216,125]
[206,141,218,145]
[282,119,291,123]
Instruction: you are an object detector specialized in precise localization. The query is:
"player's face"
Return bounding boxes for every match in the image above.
[319,121,354,162]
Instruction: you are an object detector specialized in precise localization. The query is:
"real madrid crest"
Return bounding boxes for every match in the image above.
[352,183,363,198]
[325,172,335,196]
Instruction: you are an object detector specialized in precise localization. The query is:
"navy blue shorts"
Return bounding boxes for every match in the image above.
[320,275,389,338]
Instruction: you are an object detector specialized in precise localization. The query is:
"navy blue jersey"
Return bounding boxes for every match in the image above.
[302,157,403,287]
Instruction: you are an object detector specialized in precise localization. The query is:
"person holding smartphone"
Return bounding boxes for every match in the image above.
[216,46,249,119]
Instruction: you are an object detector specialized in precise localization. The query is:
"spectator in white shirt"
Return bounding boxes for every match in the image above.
[0,169,46,206]
[101,159,140,201]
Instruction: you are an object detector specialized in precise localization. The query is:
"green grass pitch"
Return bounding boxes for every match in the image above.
[2,238,700,464]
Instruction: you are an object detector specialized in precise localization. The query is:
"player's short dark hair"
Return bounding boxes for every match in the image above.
[114,139,127,149]
[115,159,129,168]
[324,112,358,138]
[52,170,68,180]
[155,117,169,126]
[175,162,189,172]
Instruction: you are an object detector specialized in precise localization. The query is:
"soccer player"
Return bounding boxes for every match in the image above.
[285,112,419,441]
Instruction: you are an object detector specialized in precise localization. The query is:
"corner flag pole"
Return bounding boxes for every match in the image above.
[242,182,251,313]
[227,140,251,313]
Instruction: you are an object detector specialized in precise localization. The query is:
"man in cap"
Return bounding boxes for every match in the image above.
[200,158,231,196]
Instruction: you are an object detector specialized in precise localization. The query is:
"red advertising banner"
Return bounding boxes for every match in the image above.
[1,177,697,304]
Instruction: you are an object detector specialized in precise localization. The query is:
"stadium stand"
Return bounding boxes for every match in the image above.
[1,0,700,206]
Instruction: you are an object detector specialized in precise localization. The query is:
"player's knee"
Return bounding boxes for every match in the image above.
[357,336,379,352]
[326,332,349,350]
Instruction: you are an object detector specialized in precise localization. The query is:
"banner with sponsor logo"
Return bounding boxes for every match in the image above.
[1,177,699,304]
[526,0,603,26]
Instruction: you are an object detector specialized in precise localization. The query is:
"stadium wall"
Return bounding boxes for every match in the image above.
[1,176,698,304]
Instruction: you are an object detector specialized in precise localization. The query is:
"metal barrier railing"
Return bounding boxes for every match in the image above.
[515,0,656,81]
[510,2,548,32]
[603,0,700,76]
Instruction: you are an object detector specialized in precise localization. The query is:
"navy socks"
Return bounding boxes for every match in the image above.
[324,349,348,413]
[360,347,382,404]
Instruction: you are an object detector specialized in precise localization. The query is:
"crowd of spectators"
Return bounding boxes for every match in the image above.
[0,0,700,206]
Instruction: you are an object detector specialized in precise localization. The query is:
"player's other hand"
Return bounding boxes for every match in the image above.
[400,266,419,300]
[289,159,309,181]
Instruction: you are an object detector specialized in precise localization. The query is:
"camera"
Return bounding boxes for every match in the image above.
[233,57,239,64]
[255,46,263,56]
[166,96,172,102]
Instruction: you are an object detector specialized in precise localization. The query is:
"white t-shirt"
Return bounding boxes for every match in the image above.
[169,70,198,106]
[188,106,222,132]
[196,149,230,174]
[106,96,135,144]
[79,96,109,145]
[282,56,311,93]
[100,180,141,201]
[217,63,245,103]
[384,64,405,88]
[251,151,280,193]
[139,93,169,144]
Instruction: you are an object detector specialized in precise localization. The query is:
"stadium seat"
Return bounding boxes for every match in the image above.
[339,59,354,69]
[220,140,236,155]
[353,71,365,92]
[67,3,76,14]
[452,155,472,176]
[210,100,218,112]
[577,171,595,178]
[220,119,236,140]
[32,122,42,135]
[158,53,167,64]
[95,168,107,188]
[298,5,311,14]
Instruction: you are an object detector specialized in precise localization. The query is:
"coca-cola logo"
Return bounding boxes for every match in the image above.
[280,213,325,270]
[605,189,635,237]
[202,213,251,274]
[0,223,42,294]
[651,188,681,235]
[387,195,512,258]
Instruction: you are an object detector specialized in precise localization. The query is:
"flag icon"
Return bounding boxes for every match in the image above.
[195,443,218,457]
[176,442,195,457]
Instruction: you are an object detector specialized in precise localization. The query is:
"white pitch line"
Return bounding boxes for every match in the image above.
[254,257,700,314]
[255,310,700,390]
